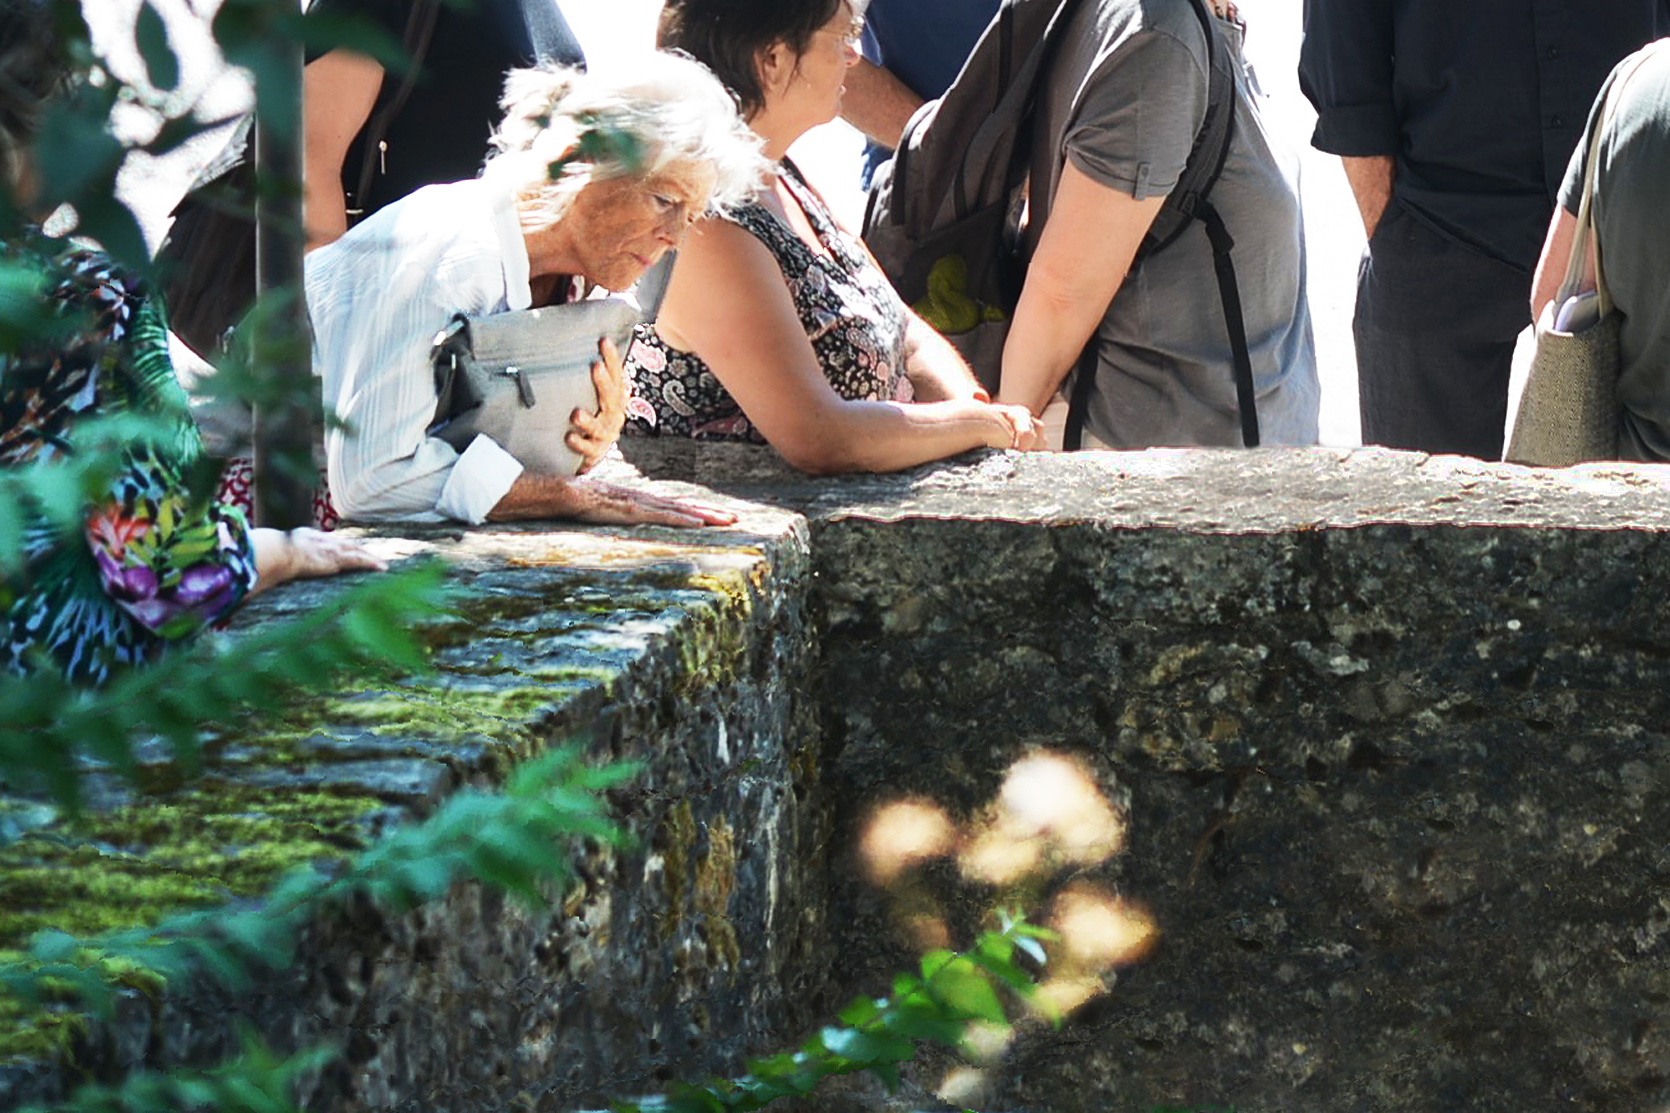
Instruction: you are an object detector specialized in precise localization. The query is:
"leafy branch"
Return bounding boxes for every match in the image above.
[622,918,1056,1112]
[2,745,636,1069]
[0,559,450,815]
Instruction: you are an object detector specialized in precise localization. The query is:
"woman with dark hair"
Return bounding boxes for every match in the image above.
[624,0,1040,473]
[0,3,385,685]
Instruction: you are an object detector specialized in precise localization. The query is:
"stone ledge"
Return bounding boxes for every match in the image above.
[5,443,1670,1112]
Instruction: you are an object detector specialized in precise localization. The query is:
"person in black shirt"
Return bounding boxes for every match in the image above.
[302,0,585,249]
[1299,0,1670,458]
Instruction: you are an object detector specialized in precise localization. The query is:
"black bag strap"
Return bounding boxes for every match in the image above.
[1202,201,1259,447]
[350,0,443,214]
[1136,0,1236,260]
[1064,0,1259,449]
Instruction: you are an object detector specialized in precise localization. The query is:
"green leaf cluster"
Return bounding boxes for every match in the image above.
[619,919,1056,1113]
[1,744,636,1111]
[0,559,448,815]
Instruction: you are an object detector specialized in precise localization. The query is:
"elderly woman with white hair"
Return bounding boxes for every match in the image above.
[307,53,763,526]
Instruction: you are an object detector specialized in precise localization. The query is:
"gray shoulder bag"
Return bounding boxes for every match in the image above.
[1504,50,1655,466]
[427,256,673,474]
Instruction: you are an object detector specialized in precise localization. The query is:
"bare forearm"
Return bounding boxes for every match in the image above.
[302,49,384,251]
[304,177,350,251]
[1531,204,1583,322]
[483,472,733,528]
[484,472,583,522]
[996,165,1163,415]
[902,314,986,402]
[1341,155,1394,238]
[778,398,1014,475]
[998,280,1107,416]
[839,58,924,150]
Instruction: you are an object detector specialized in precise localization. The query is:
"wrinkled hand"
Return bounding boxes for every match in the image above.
[557,477,738,529]
[567,336,629,474]
[252,527,388,594]
[285,527,389,578]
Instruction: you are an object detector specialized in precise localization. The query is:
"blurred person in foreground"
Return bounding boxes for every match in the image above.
[306,52,763,523]
[0,2,384,686]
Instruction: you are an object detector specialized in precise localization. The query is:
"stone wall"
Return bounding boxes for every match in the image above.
[6,444,1670,1112]
[0,507,838,1111]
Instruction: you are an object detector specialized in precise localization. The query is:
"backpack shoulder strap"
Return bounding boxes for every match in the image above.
[1066,0,1260,450]
[1135,0,1234,259]
[883,0,1089,234]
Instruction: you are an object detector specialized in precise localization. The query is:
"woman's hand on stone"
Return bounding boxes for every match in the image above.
[568,336,629,473]
[557,478,739,528]
[251,527,388,595]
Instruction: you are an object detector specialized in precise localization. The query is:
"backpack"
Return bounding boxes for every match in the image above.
[861,0,1260,447]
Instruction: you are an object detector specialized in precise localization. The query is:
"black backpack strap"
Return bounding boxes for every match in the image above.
[1066,0,1260,448]
[351,0,443,213]
[1201,201,1259,447]
[1136,0,1234,258]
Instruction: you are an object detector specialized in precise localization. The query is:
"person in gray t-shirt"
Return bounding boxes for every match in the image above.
[996,0,1318,449]
[1532,40,1670,462]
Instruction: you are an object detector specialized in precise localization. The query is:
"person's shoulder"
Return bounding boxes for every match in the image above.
[1076,0,1210,82]
[1130,0,1210,56]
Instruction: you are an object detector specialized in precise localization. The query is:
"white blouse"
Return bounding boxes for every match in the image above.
[306,173,531,524]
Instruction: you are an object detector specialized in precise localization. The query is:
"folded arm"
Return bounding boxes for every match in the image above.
[652,216,1035,475]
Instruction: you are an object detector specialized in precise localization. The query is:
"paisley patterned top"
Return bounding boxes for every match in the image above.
[623,159,914,443]
[0,230,258,685]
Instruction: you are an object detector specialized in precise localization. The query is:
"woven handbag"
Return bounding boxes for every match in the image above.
[1503,56,1648,466]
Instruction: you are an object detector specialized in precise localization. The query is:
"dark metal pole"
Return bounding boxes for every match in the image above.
[250,22,312,529]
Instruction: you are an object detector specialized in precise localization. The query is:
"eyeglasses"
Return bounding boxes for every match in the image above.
[819,14,865,49]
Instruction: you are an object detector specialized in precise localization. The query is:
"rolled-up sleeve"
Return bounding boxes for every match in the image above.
[436,435,523,524]
[1299,0,1399,156]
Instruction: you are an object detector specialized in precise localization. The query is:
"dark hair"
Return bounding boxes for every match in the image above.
[658,0,846,118]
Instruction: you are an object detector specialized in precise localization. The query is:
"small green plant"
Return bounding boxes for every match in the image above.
[618,917,1055,1112]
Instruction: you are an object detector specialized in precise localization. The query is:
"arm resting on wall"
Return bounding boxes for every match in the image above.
[652,216,1036,474]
